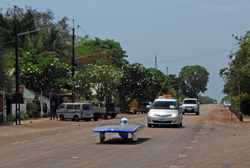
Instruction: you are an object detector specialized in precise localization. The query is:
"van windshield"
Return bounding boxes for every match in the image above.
[151,101,177,109]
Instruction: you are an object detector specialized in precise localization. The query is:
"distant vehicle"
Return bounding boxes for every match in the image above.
[224,101,231,107]
[82,100,117,120]
[133,101,152,114]
[180,98,200,115]
[147,95,183,128]
[214,101,217,104]
[56,103,94,121]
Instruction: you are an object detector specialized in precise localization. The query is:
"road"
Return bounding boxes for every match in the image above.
[0,104,250,168]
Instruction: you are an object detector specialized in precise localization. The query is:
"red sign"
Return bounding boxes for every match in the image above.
[19,85,25,93]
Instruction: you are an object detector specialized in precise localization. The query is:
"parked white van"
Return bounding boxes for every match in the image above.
[56,103,94,121]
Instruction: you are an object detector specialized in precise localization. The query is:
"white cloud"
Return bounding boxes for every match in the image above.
[215,5,239,12]
[199,5,239,12]
[199,5,212,9]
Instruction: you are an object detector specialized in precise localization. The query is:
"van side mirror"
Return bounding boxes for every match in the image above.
[146,105,151,108]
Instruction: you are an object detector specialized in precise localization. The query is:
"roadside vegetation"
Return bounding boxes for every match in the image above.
[220,32,250,115]
[0,7,211,113]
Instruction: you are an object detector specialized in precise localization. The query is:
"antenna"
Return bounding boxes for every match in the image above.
[155,53,157,69]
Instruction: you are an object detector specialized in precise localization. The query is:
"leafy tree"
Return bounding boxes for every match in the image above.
[18,50,71,93]
[220,32,250,96]
[0,49,14,93]
[179,65,209,98]
[76,37,128,68]
[147,68,166,100]
[198,95,215,104]
[41,27,71,60]
[82,64,122,101]
[118,63,156,112]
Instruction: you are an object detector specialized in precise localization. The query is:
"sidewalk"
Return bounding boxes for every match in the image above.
[0,117,56,126]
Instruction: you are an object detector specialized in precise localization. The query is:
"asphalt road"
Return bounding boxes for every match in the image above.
[1,104,249,168]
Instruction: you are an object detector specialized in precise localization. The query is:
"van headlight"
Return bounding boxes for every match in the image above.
[194,106,198,109]
[171,113,178,117]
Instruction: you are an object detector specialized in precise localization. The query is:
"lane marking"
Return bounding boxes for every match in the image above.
[179,154,187,158]
[206,109,217,122]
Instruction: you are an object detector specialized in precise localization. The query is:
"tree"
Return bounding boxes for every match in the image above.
[82,64,122,101]
[220,32,250,96]
[18,50,71,93]
[147,68,166,100]
[41,27,71,60]
[76,37,128,68]
[179,65,209,98]
[118,63,157,112]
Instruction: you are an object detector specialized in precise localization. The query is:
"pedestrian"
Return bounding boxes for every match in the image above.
[43,103,48,114]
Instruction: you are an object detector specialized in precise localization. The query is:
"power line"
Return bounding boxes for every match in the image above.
[74,20,93,39]
[0,40,15,45]
[142,48,238,64]
[0,0,15,6]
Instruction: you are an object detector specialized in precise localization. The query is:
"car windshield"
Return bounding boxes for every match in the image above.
[151,101,177,109]
[183,100,197,104]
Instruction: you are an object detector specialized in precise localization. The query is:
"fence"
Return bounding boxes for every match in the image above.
[229,107,243,121]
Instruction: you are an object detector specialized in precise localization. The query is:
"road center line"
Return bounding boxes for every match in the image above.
[206,109,217,122]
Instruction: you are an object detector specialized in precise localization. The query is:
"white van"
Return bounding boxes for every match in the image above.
[56,103,94,122]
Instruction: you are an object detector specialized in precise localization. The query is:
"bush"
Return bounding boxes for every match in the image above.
[232,93,250,115]
[20,112,29,120]
[8,113,16,122]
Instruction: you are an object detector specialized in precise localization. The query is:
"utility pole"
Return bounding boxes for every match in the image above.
[71,20,77,103]
[14,6,20,125]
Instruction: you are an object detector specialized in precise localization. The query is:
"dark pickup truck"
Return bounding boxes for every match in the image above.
[133,102,152,114]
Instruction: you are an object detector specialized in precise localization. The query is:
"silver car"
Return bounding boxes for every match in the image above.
[147,96,183,128]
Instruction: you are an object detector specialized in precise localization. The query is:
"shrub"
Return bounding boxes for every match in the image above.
[20,112,29,120]
[232,93,250,115]
[8,113,16,122]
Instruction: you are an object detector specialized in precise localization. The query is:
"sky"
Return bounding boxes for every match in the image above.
[2,0,250,102]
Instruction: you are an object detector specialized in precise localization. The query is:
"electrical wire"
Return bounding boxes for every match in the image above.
[74,20,93,39]
[0,40,15,45]
[0,0,15,6]
[142,48,238,64]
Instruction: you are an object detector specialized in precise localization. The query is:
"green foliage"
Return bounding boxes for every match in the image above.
[231,93,250,115]
[220,31,250,96]
[179,65,209,98]
[76,37,129,68]
[198,95,215,104]
[18,49,71,93]
[20,112,29,120]
[28,102,39,114]
[83,64,122,101]
[118,63,157,111]
[8,113,16,122]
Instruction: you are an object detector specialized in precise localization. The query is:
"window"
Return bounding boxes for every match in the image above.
[58,104,65,109]
[151,101,177,109]
[184,100,197,104]
[74,104,80,109]
[82,104,89,110]
[66,105,74,109]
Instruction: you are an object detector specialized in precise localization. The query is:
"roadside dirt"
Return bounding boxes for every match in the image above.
[208,104,250,124]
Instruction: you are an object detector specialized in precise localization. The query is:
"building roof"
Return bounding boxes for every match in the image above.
[23,88,49,100]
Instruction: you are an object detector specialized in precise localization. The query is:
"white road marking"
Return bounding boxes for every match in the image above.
[72,157,78,159]
[179,154,187,158]
[170,165,180,168]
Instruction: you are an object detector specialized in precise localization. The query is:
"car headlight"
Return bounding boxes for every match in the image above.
[148,112,155,117]
[194,106,198,109]
[171,113,178,117]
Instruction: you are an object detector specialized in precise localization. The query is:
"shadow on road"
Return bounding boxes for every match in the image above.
[95,138,150,145]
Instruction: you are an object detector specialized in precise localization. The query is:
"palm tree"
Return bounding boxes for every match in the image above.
[41,27,71,61]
